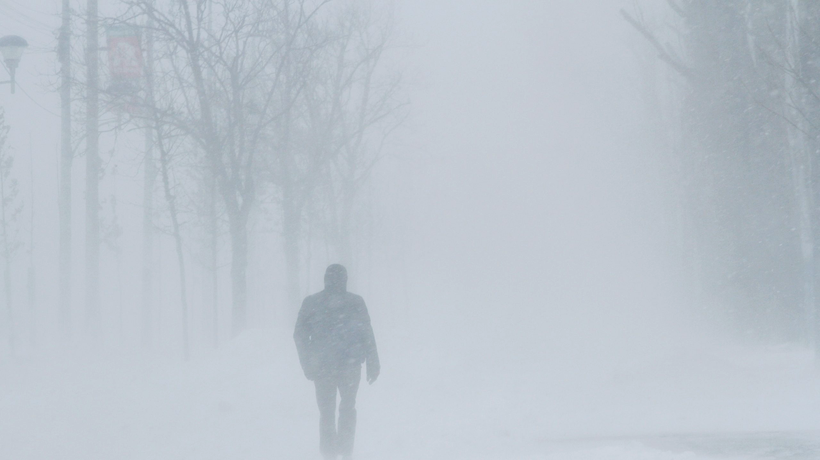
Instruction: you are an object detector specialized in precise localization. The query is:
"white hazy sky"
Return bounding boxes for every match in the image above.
[372,0,681,357]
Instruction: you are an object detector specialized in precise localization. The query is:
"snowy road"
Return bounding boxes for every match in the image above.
[541,433,820,459]
[643,432,820,459]
[2,330,819,460]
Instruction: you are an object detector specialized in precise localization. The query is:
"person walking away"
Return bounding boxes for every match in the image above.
[294,264,380,460]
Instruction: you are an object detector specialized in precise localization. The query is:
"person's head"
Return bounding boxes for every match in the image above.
[324,264,348,293]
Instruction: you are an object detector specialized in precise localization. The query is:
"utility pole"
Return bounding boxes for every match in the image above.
[86,0,101,334]
[142,2,156,348]
[59,0,72,339]
[28,134,35,348]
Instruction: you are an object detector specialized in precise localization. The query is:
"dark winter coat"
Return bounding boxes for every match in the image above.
[294,265,380,380]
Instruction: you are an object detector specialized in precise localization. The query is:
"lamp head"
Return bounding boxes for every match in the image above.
[0,35,28,71]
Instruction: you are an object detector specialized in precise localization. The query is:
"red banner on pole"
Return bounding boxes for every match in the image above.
[107,25,143,80]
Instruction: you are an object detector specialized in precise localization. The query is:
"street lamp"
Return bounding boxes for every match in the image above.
[0,35,28,94]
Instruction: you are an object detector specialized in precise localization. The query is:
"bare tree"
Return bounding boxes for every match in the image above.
[141,0,158,348]
[152,121,191,359]
[59,0,74,340]
[626,2,806,342]
[0,109,23,352]
[270,2,406,311]
[86,0,102,334]
[318,5,406,269]
[124,0,331,334]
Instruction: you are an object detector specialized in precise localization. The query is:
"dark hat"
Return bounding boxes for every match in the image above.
[324,264,348,293]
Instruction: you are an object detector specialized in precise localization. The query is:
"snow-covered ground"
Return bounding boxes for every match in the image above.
[1,328,819,460]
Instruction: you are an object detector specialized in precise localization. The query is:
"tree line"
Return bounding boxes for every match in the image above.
[0,0,405,357]
[627,1,820,349]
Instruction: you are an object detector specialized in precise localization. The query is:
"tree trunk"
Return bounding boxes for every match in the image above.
[784,27,815,345]
[230,213,248,336]
[142,8,156,348]
[794,159,815,348]
[0,167,12,353]
[169,214,190,361]
[59,0,72,339]
[28,136,35,348]
[26,266,34,348]
[142,123,155,348]
[283,189,301,314]
[85,0,101,334]
[280,2,301,315]
[338,190,354,267]
[208,173,219,347]
[4,264,12,353]
[156,129,190,360]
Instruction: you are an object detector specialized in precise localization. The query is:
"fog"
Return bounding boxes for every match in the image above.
[0,1,818,459]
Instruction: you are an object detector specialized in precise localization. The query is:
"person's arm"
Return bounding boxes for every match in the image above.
[360,300,380,384]
[294,297,316,380]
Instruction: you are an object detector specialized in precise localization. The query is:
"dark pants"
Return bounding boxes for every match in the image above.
[315,365,361,459]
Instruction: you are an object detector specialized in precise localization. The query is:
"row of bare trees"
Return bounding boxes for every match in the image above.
[0,0,406,355]
[626,1,820,350]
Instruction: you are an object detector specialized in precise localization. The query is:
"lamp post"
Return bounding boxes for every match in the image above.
[0,35,29,94]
